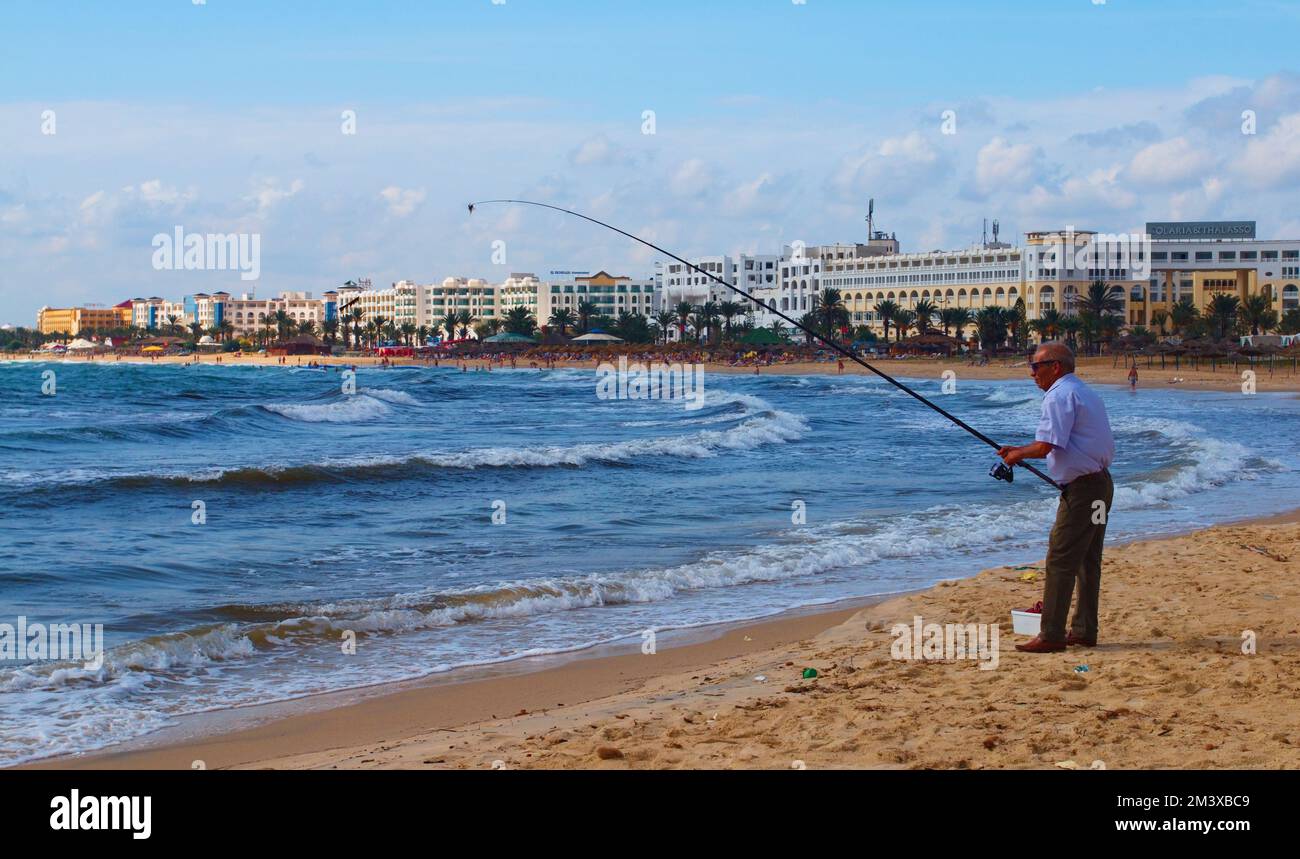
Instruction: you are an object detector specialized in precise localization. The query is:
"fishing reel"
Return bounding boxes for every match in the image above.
[989,462,1015,483]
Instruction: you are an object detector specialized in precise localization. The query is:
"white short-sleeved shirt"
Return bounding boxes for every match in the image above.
[1035,373,1115,484]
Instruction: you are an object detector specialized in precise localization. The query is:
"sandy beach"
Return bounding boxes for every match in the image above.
[37,509,1299,770]
[10,350,1300,394]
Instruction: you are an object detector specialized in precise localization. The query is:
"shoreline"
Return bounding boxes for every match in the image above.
[6,352,1300,394]
[27,594,898,770]
[28,507,1300,770]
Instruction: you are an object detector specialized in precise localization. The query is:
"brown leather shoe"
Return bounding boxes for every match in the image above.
[1015,635,1067,653]
[1066,634,1097,647]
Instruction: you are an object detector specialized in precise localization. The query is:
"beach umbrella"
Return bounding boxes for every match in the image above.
[570,332,624,342]
[483,332,538,343]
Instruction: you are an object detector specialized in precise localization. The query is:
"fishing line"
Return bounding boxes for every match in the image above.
[468,198,1060,490]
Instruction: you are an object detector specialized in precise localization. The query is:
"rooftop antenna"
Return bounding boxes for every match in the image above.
[983,218,988,247]
[866,198,875,241]
[993,220,1000,244]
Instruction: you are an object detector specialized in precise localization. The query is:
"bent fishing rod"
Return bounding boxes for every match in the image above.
[468,199,1060,490]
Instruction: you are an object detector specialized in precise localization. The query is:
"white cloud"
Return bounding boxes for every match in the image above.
[972,137,1042,196]
[379,185,426,217]
[1236,113,1300,189]
[569,134,627,167]
[245,178,304,218]
[723,172,784,216]
[669,159,716,198]
[1126,137,1215,186]
[131,179,192,206]
[828,132,944,202]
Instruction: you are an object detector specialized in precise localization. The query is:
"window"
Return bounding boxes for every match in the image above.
[1172,252,1188,261]
[1219,251,1236,260]
[1262,250,1279,260]
[1195,252,1212,261]
[1151,251,1167,261]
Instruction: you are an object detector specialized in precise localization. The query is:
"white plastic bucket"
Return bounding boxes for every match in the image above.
[1011,610,1042,636]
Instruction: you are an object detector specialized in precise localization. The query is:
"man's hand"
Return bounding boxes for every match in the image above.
[997,445,1025,466]
[999,441,1054,466]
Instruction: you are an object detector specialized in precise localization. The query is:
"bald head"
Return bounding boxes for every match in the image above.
[1036,341,1075,373]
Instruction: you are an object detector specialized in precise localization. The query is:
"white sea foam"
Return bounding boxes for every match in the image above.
[365,388,419,405]
[263,394,391,422]
[1110,416,1279,509]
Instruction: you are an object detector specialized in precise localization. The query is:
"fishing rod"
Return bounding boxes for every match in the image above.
[468,199,1060,490]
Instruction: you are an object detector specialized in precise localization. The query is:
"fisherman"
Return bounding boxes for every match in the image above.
[997,342,1115,653]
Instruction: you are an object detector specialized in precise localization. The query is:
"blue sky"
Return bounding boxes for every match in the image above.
[4,0,1300,324]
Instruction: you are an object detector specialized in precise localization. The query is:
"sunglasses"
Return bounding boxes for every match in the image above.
[1028,359,1059,373]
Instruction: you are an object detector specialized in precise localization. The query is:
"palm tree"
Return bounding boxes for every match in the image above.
[416,324,429,346]
[1207,293,1240,341]
[1149,308,1170,337]
[674,301,694,343]
[441,313,459,342]
[653,310,677,344]
[944,307,973,342]
[364,320,377,349]
[974,307,1007,353]
[1074,280,1125,355]
[796,312,820,345]
[502,306,536,336]
[548,307,577,337]
[812,288,849,341]
[272,309,293,340]
[576,300,599,335]
[1169,298,1199,337]
[718,300,744,342]
[298,319,317,338]
[399,322,417,346]
[873,299,899,344]
[165,314,179,336]
[893,309,917,340]
[348,308,364,348]
[216,318,235,342]
[323,318,339,346]
[1038,307,1062,342]
[912,298,938,335]
[455,311,474,341]
[697,301,721,345]
[1058,315,1082,350]
[188,321,204,341]
[1240,293,1276,336]
[1280,307,1300,335]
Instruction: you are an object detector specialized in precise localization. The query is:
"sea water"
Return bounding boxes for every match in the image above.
[0,360,1294,764]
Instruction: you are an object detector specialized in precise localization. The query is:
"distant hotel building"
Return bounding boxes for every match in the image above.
[660,254,779,307]
[1141,222,1299,322]
[544,271,658,321]
[131,291,330,336]
[37,302,132,335]
[773,220,1294,339]
[421,277,497,327]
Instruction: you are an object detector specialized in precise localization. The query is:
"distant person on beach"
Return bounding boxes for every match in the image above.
[997,342,1115,653]
[1128,364,1138,391]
